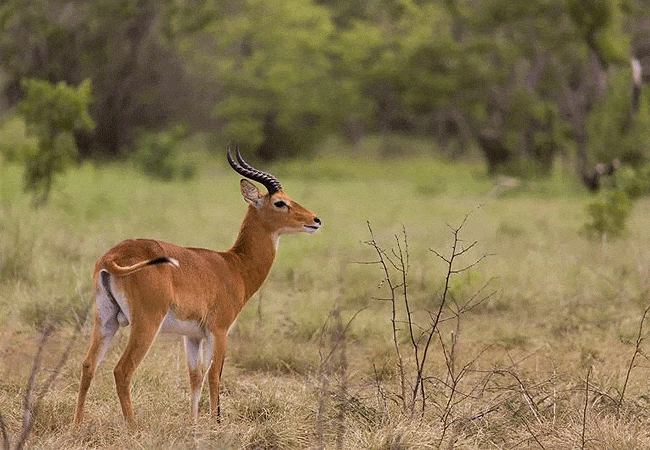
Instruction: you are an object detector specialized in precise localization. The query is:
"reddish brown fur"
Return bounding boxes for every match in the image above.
[74,181,320,425]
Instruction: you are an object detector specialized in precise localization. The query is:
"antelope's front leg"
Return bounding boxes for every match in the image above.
[184,336,205,422]
[208,331,227,422]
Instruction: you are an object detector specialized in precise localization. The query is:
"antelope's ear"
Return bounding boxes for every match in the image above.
[240,179,264,209]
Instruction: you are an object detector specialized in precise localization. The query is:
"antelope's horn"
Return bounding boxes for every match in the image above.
[227,145,283,194]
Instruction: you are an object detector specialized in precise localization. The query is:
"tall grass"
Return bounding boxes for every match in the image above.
[2,143,650,448]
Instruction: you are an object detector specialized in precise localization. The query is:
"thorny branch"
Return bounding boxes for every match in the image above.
[365,212,491,427]
[618,300,650,415]
[365,222,409,411]
[1,301,89,450]
[581,366,591,450]
[318,307,366,369]
[15,324,55,450]
[0,406,9,450]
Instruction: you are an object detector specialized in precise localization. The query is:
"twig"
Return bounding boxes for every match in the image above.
[372,364,390,415]
[422,216,489,416]
[366,222,408,412]
[499,369,542,425]
[318,307,366,369]
[7,301,90,450]
[365,213,489,424]
[581,366,591,450]
[521,416,547,450]
[618,301,650,415]
[437,340,491,448]
[0,412,9,450]
[15,324,54,450]
[315,369,328,450]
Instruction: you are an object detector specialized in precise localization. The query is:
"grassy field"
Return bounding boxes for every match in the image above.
[2,141,650,449]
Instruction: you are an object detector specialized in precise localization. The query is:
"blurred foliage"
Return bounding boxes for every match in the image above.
[196,0,338,160]
[133,125,196,181]
[581,189,632,242]
[0,116,38,163]
[616,164,650,199]
[0,217,33,283]
[17,78,94,206]
[586,71,650,167]
[0,0,208,158]
[0,0,649,176]
[18,291,90,331]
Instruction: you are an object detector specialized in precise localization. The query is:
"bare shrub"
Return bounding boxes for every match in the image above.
[0,305,88,450]
[364,213,494,445]
[315,307,368,450]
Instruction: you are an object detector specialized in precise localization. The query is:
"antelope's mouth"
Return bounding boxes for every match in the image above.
[304,225,320,234]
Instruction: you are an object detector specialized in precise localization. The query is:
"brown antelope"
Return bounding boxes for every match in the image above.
[73,147,321,425]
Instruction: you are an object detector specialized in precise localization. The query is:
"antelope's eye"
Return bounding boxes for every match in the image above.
[274,200,287,208]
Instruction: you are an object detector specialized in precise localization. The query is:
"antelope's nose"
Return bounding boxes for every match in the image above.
[314,217,322,226]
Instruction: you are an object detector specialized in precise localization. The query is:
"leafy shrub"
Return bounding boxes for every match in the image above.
[615,164,650,199]
[581,163,650,243]
[133,126,196,181]
[0,116,38,163]
[17,78,94,206]
[586,70,650,167]
[581,190,632,242]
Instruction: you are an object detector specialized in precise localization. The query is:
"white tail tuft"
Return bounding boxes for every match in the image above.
[168,258,180,268]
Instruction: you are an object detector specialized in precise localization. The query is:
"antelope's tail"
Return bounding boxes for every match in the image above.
[105,256,179,276]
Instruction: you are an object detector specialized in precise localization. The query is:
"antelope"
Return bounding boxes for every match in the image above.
[73,147,321,425]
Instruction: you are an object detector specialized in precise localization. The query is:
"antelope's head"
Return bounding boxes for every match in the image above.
[227,146,321,237]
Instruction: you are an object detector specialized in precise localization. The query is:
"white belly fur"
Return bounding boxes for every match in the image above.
[160,309,205,340]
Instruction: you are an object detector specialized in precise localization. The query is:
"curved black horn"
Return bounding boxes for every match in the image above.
[227,145,283,194]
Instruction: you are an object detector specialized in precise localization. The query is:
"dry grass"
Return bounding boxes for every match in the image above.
[3,152,650,448]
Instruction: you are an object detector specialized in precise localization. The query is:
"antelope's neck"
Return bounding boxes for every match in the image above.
[228,207,277,300]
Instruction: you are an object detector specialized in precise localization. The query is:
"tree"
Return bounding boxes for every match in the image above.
[186,0,339,160]
[2,0,649,177]
[18,78,94,206]
[0,0,213,158]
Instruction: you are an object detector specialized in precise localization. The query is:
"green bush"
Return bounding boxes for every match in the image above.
[581,190,631,242]
[615,164,650,199]
[133,126,196,181]
[0,116,38,163]
[17,78,94,206]
[586,70,650,167]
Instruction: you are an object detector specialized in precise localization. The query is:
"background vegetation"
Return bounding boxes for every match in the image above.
[2,0,650,175]
[4,0,650,448]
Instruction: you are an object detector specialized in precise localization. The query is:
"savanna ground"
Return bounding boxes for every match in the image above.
[3,137,650,449]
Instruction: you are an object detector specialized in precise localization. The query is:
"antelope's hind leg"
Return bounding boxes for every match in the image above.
[112,311,164,425]
[74,294,121,424]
